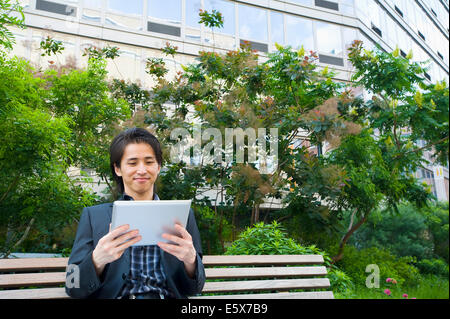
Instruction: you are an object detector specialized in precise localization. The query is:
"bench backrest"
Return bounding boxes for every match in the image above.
[0,255,333,299]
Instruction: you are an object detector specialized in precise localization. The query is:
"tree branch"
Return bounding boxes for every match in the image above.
[332,210,369,264]
[0,175,20,204]
[395,136,449,159]
[2,217,35,258]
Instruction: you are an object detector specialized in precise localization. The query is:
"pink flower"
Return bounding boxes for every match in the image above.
[392,279,397,284]
[402,294,408,298]
[411,297,416,299]
[384,289,391,296]
[386,278,392,283]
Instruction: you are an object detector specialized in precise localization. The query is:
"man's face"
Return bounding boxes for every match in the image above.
[114,142,161,197]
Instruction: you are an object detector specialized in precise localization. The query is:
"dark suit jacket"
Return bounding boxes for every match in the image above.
[65,199,205,299]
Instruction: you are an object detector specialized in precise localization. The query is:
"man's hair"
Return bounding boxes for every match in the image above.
[109,127,163,194]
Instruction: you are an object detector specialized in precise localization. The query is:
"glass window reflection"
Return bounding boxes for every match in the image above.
[84,0,101,9]
[239,4,267,42]
[148,0,181,24]
[316,21,342,55]
[108,0,142,15]
[285,15,313,50]
[270,11,284,45]
[204,0,235,35]
[186,0,202,28]
[289,0,312,6]
[106,0,143,30]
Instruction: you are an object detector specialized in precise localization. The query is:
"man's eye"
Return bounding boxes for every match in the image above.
[146,161,154,164]
[128,162,136,165]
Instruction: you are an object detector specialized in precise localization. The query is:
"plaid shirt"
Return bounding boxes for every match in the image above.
[118,193,174,298]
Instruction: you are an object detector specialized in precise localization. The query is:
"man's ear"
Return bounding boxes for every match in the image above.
[114,163,122,177]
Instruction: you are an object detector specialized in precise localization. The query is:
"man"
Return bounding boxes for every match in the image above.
[65,127,205,299]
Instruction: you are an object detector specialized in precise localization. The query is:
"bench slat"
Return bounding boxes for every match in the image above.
[0,255,325,271]
[0,267,328,288]
[202,255,324,266]
[0,287,69,299]
[205,266,327,279]
[202,278,330,293]
[0,272,66,288]
[0,258,69,272]
[191,291,334,299]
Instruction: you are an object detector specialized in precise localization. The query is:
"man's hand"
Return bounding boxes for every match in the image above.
[157,224,197,278]
[92,224,141,276]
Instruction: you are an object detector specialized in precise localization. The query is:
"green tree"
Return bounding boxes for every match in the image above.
[327,41,448,263]
[0,24,130,254]
[143,41,360,248]
[44,55,131,197]
[349,202,435,260]
[0,0,25,50]
[0,53,96,256]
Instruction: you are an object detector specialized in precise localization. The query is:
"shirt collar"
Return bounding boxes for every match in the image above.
[120,193,160,201]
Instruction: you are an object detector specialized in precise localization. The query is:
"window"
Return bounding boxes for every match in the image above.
[368,0,382,34]
[418,30,426,41]
[36,0,77,16]
[106,0,143,30]
[204,0,235,35]
[340,0,354,16]
[290,0,312,6]
[316,22,342,55]
[148,0,181,24]
[270,11,284,45]
[394,5,403,17]
[342,26,357,65]
[397,27,411,53]
[84,0,101,9]
[82,0,102,23]
[107,0,142,16]
[384,14,398,48]
[186,0,202,28]
[238,4,268,42]
[285,15,313,50]
[204,0,236,48]
[315,0,339,11]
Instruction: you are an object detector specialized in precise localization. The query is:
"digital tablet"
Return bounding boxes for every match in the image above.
[111,200,192,246]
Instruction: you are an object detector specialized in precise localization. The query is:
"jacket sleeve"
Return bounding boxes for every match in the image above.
[65,207,104,298]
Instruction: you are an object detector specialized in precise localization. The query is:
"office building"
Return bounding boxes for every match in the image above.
[9,0,449,201]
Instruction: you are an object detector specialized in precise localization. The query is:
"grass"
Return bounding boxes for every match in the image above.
[334,275,449,299]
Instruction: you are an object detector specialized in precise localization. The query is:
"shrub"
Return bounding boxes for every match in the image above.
[349,203,433,260]
[225,221,331,260]
[415,259,449,278]
[333,245,421,287]
[225,221,353,292]
[328,269,354,293]
[349,201,449,262]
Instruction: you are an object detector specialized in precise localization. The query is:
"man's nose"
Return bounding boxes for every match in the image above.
[136,163,147,173]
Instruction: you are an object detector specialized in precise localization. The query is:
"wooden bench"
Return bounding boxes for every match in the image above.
[0,255,333,299]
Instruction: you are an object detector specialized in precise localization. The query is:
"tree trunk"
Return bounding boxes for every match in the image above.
[254,203,260,224]
[232,200,237,241]
[0,175,20,204]
[331,211,369,264]
[2,217,35,258]
[250,205,255,226]
[218,207,224,252]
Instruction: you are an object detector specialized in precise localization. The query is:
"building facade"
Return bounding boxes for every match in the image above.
[9,0,449,201]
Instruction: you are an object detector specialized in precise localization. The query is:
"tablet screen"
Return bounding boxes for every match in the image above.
[111,200,192,246]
